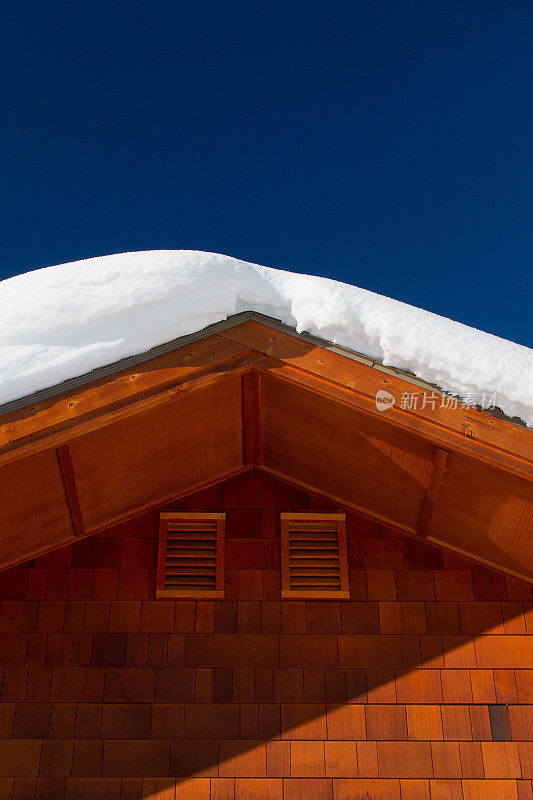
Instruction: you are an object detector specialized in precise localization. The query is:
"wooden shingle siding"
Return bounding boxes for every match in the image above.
[0,471,530,799]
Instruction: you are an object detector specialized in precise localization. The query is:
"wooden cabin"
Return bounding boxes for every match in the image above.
[0,312,531,800]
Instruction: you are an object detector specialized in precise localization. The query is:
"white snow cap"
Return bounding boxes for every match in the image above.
[1,250,532,426]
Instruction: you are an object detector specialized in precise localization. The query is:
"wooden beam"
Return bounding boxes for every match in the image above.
[252,361,533,481]
[0,354,270,468]
[261,464,533,585]
[220,321,533,474]
[418,448,448,538]
[2,319,531,479]
[3,456,532,585]
[260,463,419,538]
[242,370,261,467]
[0,464,250,574]
[0,335,249,450]
[56,444,85,536]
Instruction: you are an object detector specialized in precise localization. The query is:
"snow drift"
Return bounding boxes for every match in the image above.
[0,250,532,426]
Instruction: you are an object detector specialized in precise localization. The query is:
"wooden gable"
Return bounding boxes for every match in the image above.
[0,314,531,582]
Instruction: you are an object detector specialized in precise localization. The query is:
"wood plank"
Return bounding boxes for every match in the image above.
[283,590,351,600]
[220,320,533,470]
[2,320,531,480]
[337,516,350,596]
[0,334,249,449]
[242,370,261,466]
[429,451,533,580]
[281,518,290,597]
[0,352,262,467]
[268,465,422,537]
[56,443,85,536]
[156,588,225,599]
[67,377,243,529]
[155,513,168,593]
[253,360,533,480]
[262,376,432,531]
[0,464,247,573]
[427,537,532,585]
[281,513,345,521]
[261,464,533,585]
[216,515,226,596]
[88,465,246,537]
[0,449,74,568]
[418,448,448,537]
[160,512,226,520]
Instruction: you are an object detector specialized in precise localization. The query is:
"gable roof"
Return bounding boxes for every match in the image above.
[1,249,532,425]
[1,313,531,583]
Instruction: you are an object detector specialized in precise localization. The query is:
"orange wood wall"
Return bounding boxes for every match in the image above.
[0,470,531,800]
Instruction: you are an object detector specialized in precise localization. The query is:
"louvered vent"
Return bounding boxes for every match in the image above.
[281,513,349,599]
[156,513,225,598]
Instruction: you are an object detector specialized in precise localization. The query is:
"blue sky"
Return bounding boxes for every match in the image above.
[1,1,532,346]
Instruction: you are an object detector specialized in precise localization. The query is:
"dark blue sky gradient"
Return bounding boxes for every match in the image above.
[1,2,532,345]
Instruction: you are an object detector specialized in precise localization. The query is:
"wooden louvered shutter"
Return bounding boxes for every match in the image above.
[281,513,349,599]
[156,513,225,598]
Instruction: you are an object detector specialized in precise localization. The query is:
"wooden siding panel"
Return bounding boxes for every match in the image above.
[0,470,529,800]
[0,451,73,564]
[68,378,243,530]
[261,377,434,532]
[430,452,533,580]
[220,319,532,469]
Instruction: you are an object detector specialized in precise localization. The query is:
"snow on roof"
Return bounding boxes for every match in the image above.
[1,250,532,426]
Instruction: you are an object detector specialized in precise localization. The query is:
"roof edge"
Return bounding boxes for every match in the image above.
[0,310,527,428]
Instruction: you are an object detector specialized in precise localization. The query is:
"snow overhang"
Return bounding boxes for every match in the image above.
[0,311,527,428]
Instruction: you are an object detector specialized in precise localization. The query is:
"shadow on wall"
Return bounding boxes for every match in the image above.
[0,471,530,800]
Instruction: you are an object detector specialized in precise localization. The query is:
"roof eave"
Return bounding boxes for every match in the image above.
[0,310,526,428]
